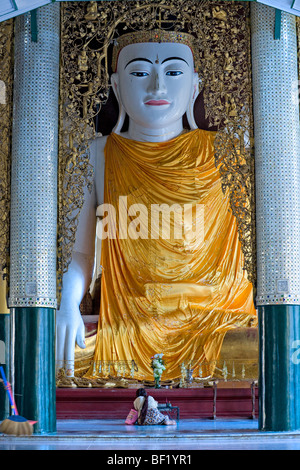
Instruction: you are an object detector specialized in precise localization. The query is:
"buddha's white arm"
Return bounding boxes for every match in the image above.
[56,137,106,375]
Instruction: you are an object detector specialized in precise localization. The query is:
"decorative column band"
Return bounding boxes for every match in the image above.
[8,4,60,309]
[251,4,300,306]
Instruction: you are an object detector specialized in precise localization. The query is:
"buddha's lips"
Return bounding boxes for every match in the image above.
[145,100,170,106]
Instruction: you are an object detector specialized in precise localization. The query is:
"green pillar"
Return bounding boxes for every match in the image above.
[14,308,56,434]
[0,275,10,421]
[258,305,300,431]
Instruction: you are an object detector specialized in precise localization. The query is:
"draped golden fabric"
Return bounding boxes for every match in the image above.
[86,129,257,381]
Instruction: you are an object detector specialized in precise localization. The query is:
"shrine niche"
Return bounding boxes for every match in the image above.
[55,0,258,383]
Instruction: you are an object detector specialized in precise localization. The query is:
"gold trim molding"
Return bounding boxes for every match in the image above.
[0,19,14,303]
[297,17,300,82]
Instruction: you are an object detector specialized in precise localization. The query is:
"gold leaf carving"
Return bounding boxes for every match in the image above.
[0,19,13,294]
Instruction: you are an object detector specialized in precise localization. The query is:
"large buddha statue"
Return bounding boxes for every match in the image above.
[56,30,256,380]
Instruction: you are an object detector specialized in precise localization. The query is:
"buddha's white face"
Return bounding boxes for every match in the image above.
[111,42,198,132]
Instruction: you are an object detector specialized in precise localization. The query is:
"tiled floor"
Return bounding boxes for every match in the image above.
[1,419,300,450]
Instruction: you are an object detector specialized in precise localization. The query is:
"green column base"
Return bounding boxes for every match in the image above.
[14,307,56,434]
[259,305,300,431]
[0,313,10,421]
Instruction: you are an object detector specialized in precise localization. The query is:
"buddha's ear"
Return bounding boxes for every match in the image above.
[192,71,200,102]
[186,72,200,130]
[111,72,126,134]
[111,73,120,102]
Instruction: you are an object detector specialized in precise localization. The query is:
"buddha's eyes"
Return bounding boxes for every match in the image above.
[130,70,184,77]
[130,72,149,77]
[166,71,183,76]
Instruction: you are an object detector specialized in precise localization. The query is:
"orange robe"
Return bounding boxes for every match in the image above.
[87,129,256,380]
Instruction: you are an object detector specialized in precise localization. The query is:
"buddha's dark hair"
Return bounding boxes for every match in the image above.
[136,387,148,425]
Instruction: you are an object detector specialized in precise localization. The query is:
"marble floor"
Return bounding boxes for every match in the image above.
[1,418,300,450]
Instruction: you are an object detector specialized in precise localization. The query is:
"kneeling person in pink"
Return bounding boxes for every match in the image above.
[134,388,176,426]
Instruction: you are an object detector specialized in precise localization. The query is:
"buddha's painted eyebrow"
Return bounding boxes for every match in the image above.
[161,57,189,65]
[124,56,189,68]
[125,58,153,68]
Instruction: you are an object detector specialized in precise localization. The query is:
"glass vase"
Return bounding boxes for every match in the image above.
[154,376,161,389]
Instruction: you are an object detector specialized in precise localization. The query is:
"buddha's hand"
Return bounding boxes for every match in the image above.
[55,300,86,377]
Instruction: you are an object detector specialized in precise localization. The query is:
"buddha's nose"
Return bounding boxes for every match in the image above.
[147,71,167,94]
